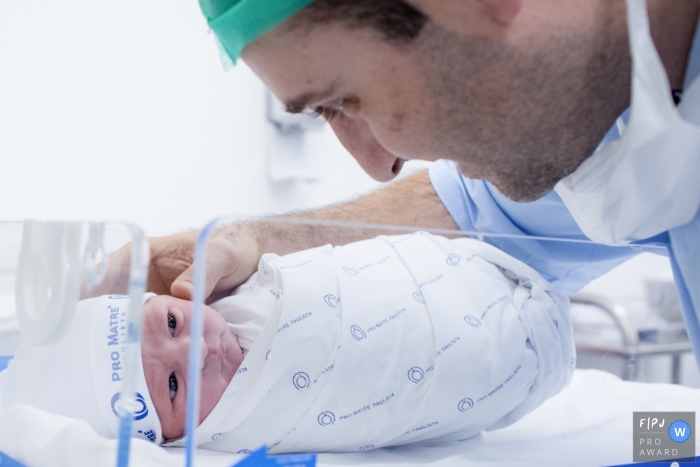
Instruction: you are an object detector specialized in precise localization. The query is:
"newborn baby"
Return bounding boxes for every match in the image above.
[140,295,244,440]
[0,293,253,444]
[0,233,575,453]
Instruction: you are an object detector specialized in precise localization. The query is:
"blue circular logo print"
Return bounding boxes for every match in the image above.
[293,372,311,389]
[413,291,426,304]
[359,445,375,451]
[446,254,463,266]
[212,433,225,441]
[237,449,253,454]
[324,294,339,308]
[408,367,425,383]
[458,398,474,412]
[668,420,692,443]
[351,325,366,341]
[111,392,149,420]
[464,315,481,328]
[343,267,359,276]
[318,411,336,426]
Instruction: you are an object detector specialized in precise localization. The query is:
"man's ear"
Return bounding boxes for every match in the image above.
[478,0,523,25]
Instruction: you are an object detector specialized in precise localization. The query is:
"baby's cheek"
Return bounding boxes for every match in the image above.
[198,374,228,422]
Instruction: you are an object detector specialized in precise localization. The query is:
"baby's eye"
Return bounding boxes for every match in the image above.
[169,374,178,400]
[167,314,176,336]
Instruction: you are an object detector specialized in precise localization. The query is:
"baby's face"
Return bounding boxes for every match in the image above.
[141,296,243,440]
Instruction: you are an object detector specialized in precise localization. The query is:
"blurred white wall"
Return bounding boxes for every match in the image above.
[0,0,395,235]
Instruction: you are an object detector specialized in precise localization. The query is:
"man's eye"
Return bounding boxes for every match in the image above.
[168,314,176,336]
[307,101,344,122]
[169,374,178,400]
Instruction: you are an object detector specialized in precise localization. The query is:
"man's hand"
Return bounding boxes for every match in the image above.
[164,227,263,302]
[97,226,262,303]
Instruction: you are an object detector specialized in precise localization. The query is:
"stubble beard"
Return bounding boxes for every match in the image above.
[415,3,631,202]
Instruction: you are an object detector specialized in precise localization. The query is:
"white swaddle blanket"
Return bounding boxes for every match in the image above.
[165,233,575,453]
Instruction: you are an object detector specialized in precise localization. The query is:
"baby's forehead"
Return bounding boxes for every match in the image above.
[145,295,194,313]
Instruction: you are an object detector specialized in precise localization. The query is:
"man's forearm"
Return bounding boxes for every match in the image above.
[248,169,459,255]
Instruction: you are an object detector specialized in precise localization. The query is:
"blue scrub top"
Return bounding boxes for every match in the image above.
[430,21,700,365]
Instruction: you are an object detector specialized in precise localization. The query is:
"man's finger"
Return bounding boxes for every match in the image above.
[170,267,195,300]
[170,248,237,301]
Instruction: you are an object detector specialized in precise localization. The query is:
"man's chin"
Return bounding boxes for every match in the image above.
[485,173,559,203]
[456,162,485,180]
[455,159,562,202]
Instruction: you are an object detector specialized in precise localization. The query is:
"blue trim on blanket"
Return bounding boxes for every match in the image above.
[234,445,317,467]
[0,451,27,467]
[0,356,13,372]
[0,359,21,465]
[610,456,700,466]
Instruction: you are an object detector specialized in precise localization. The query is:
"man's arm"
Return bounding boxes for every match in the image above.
[99,169,457,302]
[252,169,459,255]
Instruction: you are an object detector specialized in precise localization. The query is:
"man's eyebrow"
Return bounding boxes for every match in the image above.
[283,84,339,114]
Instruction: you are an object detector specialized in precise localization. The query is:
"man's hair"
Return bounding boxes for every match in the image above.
[290,0,429,44]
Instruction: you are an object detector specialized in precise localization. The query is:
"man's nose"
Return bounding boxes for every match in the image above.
[330,118,403,182]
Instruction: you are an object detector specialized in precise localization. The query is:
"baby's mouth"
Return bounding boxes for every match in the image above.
[216,344,225,366]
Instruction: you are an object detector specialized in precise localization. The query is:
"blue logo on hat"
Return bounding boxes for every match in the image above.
[458,398,474,412]
[137,429,156,442]
[293,372,311,389]
[343,267,359,276]
[446,254,462,266]
[111,392,149,420]
[318,411,336,426]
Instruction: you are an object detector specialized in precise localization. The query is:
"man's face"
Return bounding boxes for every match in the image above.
[242,0,631,201]
[246,21,434,183]
[141,295,243,440]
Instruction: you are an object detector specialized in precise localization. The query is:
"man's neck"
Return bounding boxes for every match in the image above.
[647,0,700,89]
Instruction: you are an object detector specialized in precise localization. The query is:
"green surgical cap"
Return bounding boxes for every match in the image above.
[199,0,316,66]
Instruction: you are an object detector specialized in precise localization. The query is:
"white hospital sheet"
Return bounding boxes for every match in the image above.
[166,369,700,467]
[1,369,698,466]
